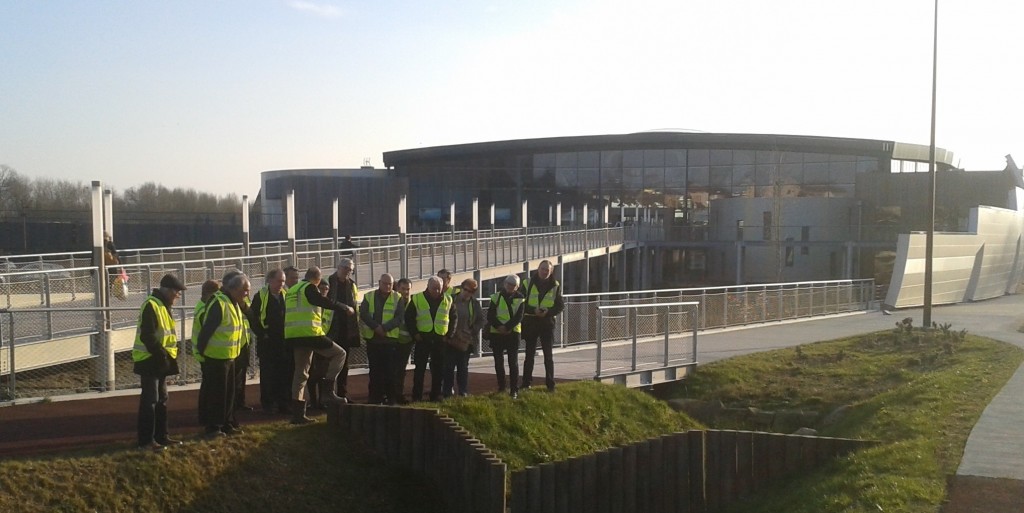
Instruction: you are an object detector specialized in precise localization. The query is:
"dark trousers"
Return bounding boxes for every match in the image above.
[200,358,236,432]
[137,374,169,446]
[234,343,250,408]
[391,343,414,404]
[442,345,471,397]
[366,339,396,403]
[490,334,520,393]
[522,318,556,390]
[412,337,445,401]
[257,337,291,411]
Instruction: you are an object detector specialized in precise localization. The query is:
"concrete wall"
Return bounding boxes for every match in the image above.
[711,197,857,283]
[885,205,1024,308]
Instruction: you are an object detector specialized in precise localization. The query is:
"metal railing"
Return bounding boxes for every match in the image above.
[595,301,700,381]
[557,279,875,347]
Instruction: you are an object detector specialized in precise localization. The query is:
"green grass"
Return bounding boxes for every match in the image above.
[2,327,1018,513]
[0,422,443,513]
[660,328,1024,513]
[431,380,703,471]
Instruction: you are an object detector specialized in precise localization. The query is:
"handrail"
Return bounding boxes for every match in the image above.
[564,278,874,299]
[595,300,700,379]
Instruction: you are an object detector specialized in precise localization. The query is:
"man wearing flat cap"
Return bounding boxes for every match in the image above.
[132,273,187,452]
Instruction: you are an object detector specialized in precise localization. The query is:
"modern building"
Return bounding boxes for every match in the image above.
[258,132,1020,288]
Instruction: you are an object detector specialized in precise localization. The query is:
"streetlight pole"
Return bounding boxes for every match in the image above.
[923,0,938,327]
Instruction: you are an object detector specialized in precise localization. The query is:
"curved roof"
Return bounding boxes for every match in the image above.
[383,132,953,167]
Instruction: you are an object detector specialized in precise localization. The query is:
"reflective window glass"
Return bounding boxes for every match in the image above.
[710,166,732,187]
[755,164,776,186]
[644,167,665,190]
[556,168,578,188]
[623,150,644,167]
[781,151,803,164]
[665,166,686,188]
[644,149,665,166]
[710,150,733,166]
[601,150,622,168]
[733,150,755,165]
[780,163,803,184]
[578,167,599,189]
[804,162,828,184]
[733,164,755,186]
[756,150,779,164]
[665,149,686,167]
[624,167,643,188]
[688,166,709,188]
[578,151,600,167]
[857,157,879,173]
[830,160,856,183]
[556,152,577,168]
[601,166,623,188]
[535,153,556,168]
[688,149,710,166]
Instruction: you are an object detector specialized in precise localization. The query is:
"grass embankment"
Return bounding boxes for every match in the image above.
[0,422,443,513]
[662,324,1024,513]
[0,381,698,512]
[434,380,704,471]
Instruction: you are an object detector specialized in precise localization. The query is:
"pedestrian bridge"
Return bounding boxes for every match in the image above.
[0,225,875,401]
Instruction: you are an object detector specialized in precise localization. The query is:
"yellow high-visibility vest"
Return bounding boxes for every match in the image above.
[203,291,244,360]
[523,278,560,310]
[132,295,177,362]
[192,299,209,363]
[489,293,524,334]
[413,292,452,336]
[359,290,400,340]
[284,281,324,339]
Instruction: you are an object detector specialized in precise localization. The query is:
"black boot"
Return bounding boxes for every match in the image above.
[290,400,315,425]
[322,379,345,404]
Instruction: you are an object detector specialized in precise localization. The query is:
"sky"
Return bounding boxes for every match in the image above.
[1,0,1021,200]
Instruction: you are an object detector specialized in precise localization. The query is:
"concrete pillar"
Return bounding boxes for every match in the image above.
[398,195,408,280]
[286,190,296,265]
[91,181,113,391]
[331,197,339,258]
[243,195,251,257]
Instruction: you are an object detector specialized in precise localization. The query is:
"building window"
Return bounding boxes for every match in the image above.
[801,226,810,255]
[763,211,772,240]
[736,220,744,241]
[785,237,795,267]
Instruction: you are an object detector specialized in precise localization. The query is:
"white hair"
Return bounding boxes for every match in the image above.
[504,274,520,286]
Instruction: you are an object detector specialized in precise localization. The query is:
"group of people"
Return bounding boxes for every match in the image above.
[131,259,563,451]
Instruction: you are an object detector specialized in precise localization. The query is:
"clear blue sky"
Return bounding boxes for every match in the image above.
[1,0,1020,200]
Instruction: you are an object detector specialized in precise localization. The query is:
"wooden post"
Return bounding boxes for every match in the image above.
[556,460,571,513]
[719,431,737,510]
[570,457,585,513]
[734,431,754,499]
[596,450,611,513]
[608,447,624,513]
[623,443,637,513]
[661,435,677,513]
[582,453,598,513]
[511,471,528,513]
[688,431,705,513]
[527,466,542,513]
[649,438,664,513]
[541,462,556,513]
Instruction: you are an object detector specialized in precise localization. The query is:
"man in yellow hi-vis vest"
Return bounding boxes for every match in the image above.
[195,273,251,438]
[284,266,349,424]
[404,276,457,402]
[133,273,187,452]
[487,274,526,399]
[358,273,407,404]
[521,260,564,392]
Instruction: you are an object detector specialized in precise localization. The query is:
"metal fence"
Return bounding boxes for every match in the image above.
[595,301,700,381]
[557,279,875,348]
[0,226,628,401]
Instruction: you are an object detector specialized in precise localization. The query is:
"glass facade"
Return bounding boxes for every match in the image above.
[398,146,880,234]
